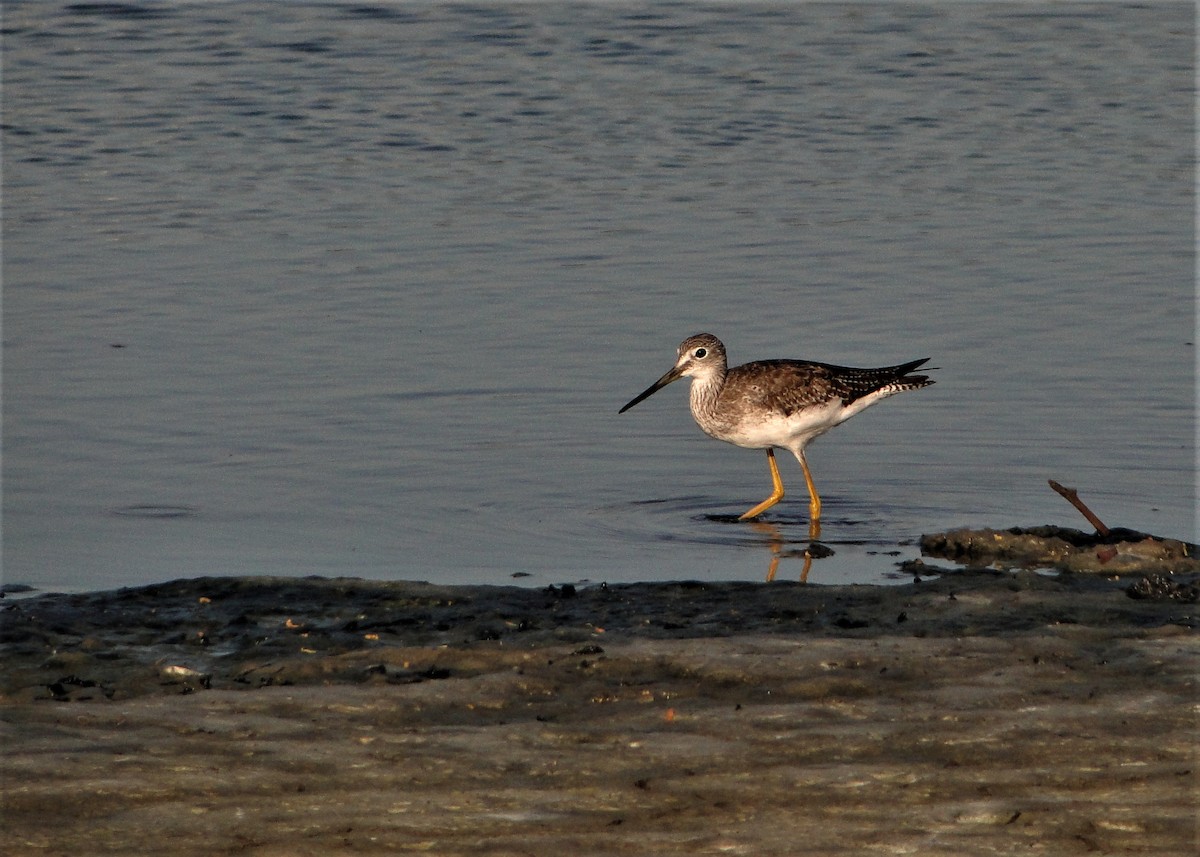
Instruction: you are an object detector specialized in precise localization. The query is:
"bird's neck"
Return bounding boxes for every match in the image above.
[688,367,726,419]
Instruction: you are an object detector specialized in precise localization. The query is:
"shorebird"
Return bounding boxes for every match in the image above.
[619,333,934,530]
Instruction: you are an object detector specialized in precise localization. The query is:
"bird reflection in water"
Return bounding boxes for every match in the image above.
[746,519,833,582]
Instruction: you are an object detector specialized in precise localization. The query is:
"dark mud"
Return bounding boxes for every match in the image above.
[1,570,1196,702]
[920,525,1200,575]
[2,571,1197,855]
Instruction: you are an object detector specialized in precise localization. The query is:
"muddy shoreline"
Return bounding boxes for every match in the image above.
[2,570,1197,855]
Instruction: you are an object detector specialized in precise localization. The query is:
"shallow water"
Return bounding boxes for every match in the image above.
[3,1,1195,592]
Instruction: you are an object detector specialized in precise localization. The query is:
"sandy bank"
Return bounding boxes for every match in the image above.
[2,571,1196,855]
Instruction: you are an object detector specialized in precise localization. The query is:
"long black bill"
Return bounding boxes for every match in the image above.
[618,365,684,413]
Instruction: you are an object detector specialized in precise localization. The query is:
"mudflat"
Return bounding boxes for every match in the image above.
[2,570,1196,855]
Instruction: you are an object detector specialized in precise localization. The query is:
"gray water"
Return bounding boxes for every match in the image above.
[3,1,1195,593]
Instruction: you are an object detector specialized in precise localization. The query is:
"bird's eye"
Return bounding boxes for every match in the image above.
[694,347,707,358]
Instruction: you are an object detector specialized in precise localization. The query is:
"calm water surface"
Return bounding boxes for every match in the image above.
[3,2,1195,592]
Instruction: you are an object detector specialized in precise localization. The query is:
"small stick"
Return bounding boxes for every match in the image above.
[1048,479,1110,536]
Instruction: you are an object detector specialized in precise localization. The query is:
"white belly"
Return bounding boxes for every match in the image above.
[700,399,846,452]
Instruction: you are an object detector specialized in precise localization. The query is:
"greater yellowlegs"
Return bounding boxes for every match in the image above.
[619,333,934,530]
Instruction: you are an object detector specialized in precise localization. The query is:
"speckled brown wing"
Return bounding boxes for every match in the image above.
[727,358,932,417]
[723,361,841,417]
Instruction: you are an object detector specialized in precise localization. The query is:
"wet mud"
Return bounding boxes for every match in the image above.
[920,525,1200,575]
[2,570,1197,855]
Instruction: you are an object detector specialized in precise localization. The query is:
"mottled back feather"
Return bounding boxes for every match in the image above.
[723,358,933,417]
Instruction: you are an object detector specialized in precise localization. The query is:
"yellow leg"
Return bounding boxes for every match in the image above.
[798,450,821,521]
[796,451,825,537]
[739,449,785,520]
